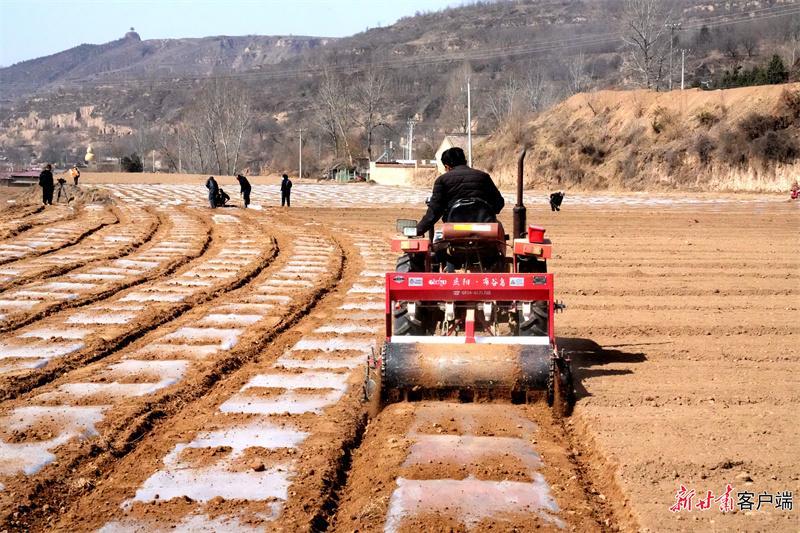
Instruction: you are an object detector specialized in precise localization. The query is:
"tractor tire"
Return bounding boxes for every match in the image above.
[394,254,427,335]
[393,303,426,335]
[396,253,425,273]
[519,301,549,336]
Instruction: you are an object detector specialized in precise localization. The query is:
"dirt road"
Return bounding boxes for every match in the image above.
[0,184,796,531]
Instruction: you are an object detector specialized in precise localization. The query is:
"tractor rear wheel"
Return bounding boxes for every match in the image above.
[519,301,549,336]
[393,303,426,335]
[393,254,427,336]
[396,253,425,273]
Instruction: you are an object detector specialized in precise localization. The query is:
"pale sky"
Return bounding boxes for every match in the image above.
[0,0,461,67]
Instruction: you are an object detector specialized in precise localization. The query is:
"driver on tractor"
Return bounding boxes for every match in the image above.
[415,147,505,272]
[416,147,505,236]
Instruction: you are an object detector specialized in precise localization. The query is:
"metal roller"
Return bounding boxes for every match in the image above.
[382,342,550,395]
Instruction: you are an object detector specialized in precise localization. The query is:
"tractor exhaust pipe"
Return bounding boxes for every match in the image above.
[513,147,527,238]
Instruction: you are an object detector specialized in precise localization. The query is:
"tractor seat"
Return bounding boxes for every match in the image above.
[444,198,496,224]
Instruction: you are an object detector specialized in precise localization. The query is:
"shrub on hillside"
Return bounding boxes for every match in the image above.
[778,89,800,121]
[695,109,719,128]
[662,148,685,173]
[579,142,606,165]
[717,129,748,167]
[650,106,681,139]
[738,113,786,140]
[694,134,715,165]
[752,129,798,163]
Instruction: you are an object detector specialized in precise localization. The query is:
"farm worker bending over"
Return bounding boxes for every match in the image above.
[206,176,219,208]
[415,146,504,236]
[236,174,251,208]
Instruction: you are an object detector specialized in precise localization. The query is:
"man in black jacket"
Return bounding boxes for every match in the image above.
[205,176,219,208]
[416,147,504,235]
[280,174,292,207]
[236,174,251,208]
[39,164,54,205]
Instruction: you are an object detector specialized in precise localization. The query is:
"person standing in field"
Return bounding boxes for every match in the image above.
[39,164,54,205]
[280,173,292,207]
[70,165,80,186]
[236,174,251,208]
[206,176,219,208]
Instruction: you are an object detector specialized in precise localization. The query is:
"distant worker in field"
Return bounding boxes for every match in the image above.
[549,191,565,212]
[791,179,799,200]
[205,176,219,208]
[236,174,251,208]
[216,188,231,207]
[39,164,54,205]
[70,165,80,186]
[281,173,292,207]
[415,146,504,236]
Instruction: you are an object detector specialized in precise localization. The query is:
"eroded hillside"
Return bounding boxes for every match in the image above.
[478,83,800,192]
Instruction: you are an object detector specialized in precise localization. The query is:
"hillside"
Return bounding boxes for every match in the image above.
[0,31,331,99]
[477,83,800,192]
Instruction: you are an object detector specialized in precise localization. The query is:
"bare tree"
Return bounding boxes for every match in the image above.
[187,79,253,175]
[566,51,592,95]
[741,31,758,59]
[622,0,670,89]
[354,67,388,161]
[487,77,521,124]
[313,69,354,165]
[521,62,555,112]
[722,36,740,61]
[783,14,800,65]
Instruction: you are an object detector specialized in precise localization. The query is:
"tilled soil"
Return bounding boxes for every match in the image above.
[0,187,796,532]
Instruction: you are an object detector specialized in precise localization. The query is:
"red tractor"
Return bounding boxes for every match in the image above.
[366,149,574,413]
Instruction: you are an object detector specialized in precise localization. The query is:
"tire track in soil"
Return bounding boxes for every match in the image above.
[0,205,157,295]
[0,210,274,401]
[42,227,380,532]
[332,401,624,533]
[0,224,346,531]
[0,204,113,266]
[0,207,200,333]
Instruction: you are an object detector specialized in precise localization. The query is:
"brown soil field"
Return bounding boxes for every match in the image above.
[0,185,796,532]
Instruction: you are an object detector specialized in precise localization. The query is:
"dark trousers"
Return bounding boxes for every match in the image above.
[208,192,216,208]
[73,177,79,186]
[242,190,250,208]
[42,186,53,205]
[281,192,290,207]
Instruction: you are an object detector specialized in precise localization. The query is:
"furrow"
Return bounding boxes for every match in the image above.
[0,205,157,293]
[0,204,113,265]
[0,228,345,529]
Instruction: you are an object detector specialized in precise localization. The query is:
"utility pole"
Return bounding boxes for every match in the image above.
[152,150,155,173]
[681,49,686,90]
[406,119,415,160]
[297,128,303,179]
[466,77,473,166]
[665,22,682,90]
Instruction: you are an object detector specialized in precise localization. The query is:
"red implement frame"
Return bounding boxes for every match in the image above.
[385,272,554,341]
